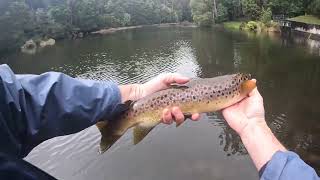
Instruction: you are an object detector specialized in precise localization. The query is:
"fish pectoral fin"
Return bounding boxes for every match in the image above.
[133,126,155,145]
[183,113,192,120]
[96,121,122,154]
[176,113,193,128]
[99,133,121,154]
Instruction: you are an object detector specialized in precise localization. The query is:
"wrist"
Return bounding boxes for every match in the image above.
[119,84,144,103]
[239,118,269,138]
[239,119,287,170]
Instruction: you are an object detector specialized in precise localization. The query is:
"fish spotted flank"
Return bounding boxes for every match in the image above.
[96,73,256,153]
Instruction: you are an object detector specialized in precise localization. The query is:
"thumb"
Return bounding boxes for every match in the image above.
[162,73,190,85]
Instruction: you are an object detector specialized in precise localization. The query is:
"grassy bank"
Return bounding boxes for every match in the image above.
[223,20,281,33]
[289,15,320,25]
[223,21,243,30]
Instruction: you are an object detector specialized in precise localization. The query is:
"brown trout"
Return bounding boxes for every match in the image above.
[96,73,256,153]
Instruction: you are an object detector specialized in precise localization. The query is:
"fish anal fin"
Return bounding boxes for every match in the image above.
[133,126,155,145]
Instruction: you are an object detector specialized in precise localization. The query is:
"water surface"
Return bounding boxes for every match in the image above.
[1,27,320,179]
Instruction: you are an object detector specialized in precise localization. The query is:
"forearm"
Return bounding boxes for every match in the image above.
[0,64,123,157]
[240,120,287,171]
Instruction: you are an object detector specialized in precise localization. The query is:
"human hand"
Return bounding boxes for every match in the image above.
[120,73,200,125]
[223,82,287,170]
[222,81,266,136]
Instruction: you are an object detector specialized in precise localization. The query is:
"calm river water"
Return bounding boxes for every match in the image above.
[1,27,320,179]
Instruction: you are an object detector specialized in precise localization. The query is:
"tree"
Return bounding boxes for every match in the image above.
[268,0,304,17]
[220,0,243,20]
[309,0,320,17]
[190,0,214,26]
[260,7,272,24]
[0,0,33,52]
[242,0,261,20]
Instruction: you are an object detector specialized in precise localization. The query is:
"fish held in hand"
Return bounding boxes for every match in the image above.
[96,73,256,153]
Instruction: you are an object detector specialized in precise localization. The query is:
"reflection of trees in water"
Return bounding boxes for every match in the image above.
[281,33,320,56]
[257,55,320,173]
[196,30,320,172]
[207,113,248,156]
[219,125,247,156]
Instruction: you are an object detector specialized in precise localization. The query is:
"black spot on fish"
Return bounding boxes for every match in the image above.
[208,87,212,90]
[222,93,224,96]
[204,87,207,90]
[210,95,213,98]
[207,101,210,104]
[164,95,167,98]
[218,90,221,93]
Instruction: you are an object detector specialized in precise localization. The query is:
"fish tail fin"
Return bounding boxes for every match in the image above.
[133,126,155,145]
[96,121,122,154]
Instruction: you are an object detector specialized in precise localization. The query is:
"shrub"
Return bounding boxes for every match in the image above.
[246,21,259,31]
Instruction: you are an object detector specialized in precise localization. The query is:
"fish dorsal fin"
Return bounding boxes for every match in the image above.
[133,126,155,145]
[170,84,189,90]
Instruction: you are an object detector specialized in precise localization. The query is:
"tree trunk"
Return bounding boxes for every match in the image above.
[212,0,217,23]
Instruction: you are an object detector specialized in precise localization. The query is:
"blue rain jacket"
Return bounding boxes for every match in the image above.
[260,151,319,180]
[0,64,319,179]
[0,64,121,179]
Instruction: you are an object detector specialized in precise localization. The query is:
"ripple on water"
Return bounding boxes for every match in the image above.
[25,39,202,176]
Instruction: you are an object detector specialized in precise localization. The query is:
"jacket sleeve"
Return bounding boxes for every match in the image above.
[260,151,320,180]
[0,64,122,158]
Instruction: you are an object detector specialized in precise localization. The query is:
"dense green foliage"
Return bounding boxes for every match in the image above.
[259,7,272,24]
[242,0,260,20]
[309,0,320,17]
[190,0,320,26]
[0,0,192,53]
[1,0,320,53]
